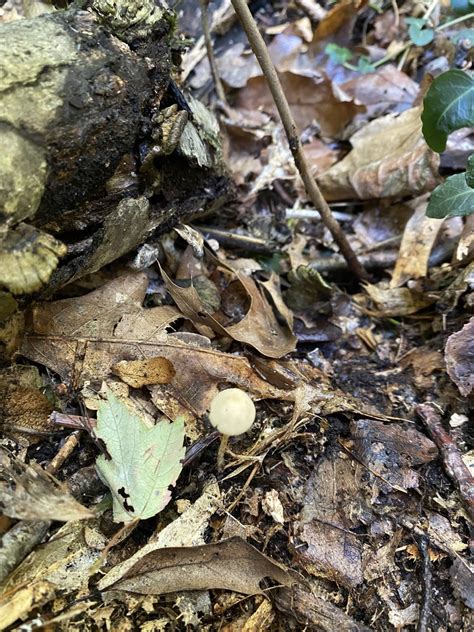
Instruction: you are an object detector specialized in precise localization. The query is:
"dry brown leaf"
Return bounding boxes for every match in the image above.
[103,537,294,596]
[0,366,54,443]
[315,0,365,39]
[99,480,221,590]
[391,200,444,288]
[363,282,436,317]
[0,450,93,522]
[28,273,182,340]
[399,347,444,389]
[296,456,364,588]
[445,317,474,397]
[318,107,440,201]
[351,418,438,483]
[340,64,418,119]
[235,72,363,138]
[112,357,176,388]
[160,262,296,359]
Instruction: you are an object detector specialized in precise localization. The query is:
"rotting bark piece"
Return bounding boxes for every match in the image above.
[0,5,230,295]
[275,583,372,632]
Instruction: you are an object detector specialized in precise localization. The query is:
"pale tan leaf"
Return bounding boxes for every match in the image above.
[391,200,444,288]
[363,282,436,317]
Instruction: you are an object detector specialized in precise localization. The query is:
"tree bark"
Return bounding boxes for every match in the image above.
[0,4,230,297]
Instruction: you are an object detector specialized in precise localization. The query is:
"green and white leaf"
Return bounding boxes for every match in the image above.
[426,173,474,218]
[95,389,185,523]
[405,18,434,46]
[421,70,474,152]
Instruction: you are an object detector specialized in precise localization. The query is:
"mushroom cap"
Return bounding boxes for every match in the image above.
[209,388,256,436]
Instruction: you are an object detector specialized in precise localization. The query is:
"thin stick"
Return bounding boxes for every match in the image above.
[417,403,474,521]
[416,535,432,632]
[230,0,368,280]
[199,0,227,103]
[46,431,81,474]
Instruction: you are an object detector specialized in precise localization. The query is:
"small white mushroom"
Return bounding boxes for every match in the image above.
[209,388,256,471]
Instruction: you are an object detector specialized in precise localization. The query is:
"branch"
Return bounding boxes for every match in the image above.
[229,0,368,281]
[417,403,474,522]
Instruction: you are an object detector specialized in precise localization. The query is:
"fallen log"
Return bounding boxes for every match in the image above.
[0,1,230,299]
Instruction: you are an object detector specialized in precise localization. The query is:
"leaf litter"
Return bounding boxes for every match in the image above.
[1,1,474,630]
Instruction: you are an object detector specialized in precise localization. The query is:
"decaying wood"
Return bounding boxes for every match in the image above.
[0,2,230,299]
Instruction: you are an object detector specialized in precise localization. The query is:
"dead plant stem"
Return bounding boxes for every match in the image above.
[199,0,227,103]
[229,0,368,280]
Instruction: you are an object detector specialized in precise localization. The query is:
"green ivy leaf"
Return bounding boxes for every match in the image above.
[405,17,435,46]
[356,56,376,74]
[96,389,185,523]
[421,70,474,152]
[466,154,474,188]
[426,173,474,218]
[325,43,353,64]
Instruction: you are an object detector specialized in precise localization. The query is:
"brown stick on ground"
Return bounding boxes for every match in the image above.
[199,0,227,103]
[229,0,368,281]
[416,403,474,522]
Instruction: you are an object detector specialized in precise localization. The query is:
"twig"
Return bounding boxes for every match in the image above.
[199,0,227,103]
[0,520,50,583]
[436,12,474,31]
[229,0,368,281]
[391,0,400,28]
[416,403,474,521]
[46,431,81,474]
[194,225,272,253]
[308,238,456,272]
[416,535,432,632]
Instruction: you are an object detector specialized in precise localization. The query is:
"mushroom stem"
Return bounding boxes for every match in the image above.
[217,434,229,472]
